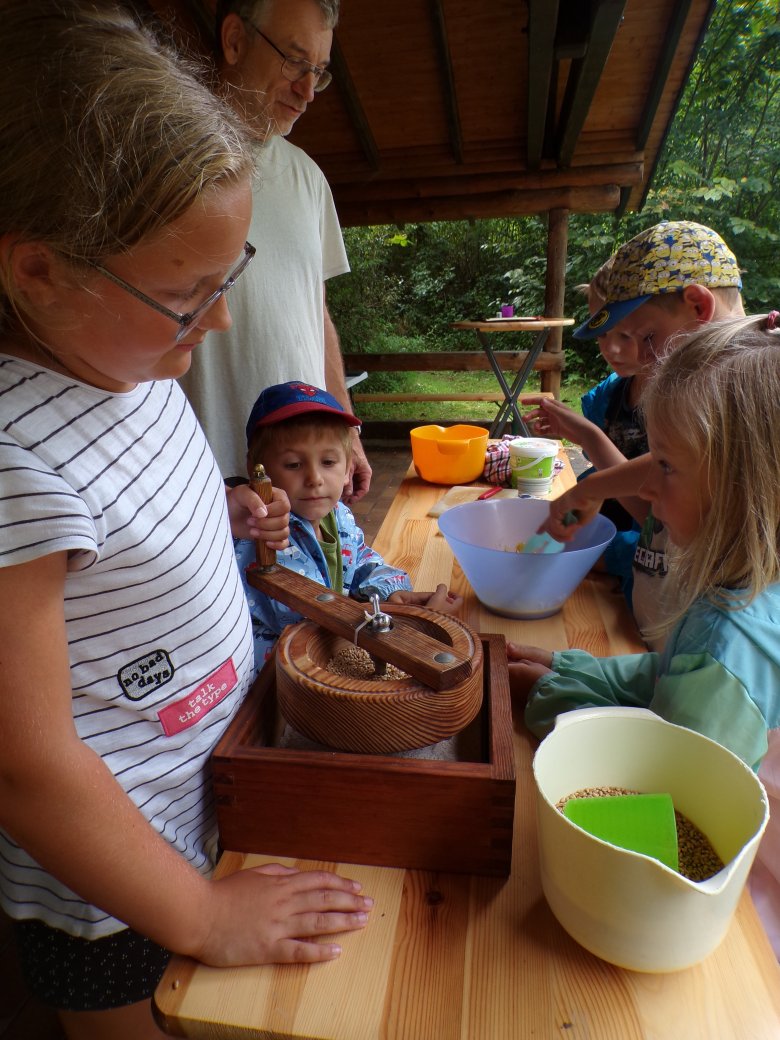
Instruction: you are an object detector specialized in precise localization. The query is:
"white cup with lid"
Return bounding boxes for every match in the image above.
[509,437,558,493]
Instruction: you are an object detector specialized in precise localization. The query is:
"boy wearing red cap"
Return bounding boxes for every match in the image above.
[236,381,461,670]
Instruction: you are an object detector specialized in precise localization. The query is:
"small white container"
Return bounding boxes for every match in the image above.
[533,707,769,972]
[509,438,558,492]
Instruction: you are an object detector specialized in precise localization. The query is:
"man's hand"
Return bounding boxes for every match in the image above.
[343,433,372,504]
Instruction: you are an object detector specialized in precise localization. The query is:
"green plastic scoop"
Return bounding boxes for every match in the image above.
[563,793,679,870]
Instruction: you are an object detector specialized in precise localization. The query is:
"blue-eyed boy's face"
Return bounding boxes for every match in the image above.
[596,324,653,378]
[262,426,349,527]
[589,292,658,378]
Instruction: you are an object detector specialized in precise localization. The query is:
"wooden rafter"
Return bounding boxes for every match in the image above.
[623,0,716,214]
[338,183,620,227]
[329,35,380,172]
[334,162,642,204]
[526,0,559,168]
[430,0,464,165]
[556,0,628,166]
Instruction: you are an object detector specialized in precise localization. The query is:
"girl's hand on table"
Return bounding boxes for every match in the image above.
[196,864,374,967]
[506,642,554,703]
[227,483,290,546]
[388,584,463,616]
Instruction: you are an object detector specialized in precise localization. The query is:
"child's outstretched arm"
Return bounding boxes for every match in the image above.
[227,482,290,547]
[0,553,372,966]
[387,583,463,616]
[521,396,627,469]
[541,454,654,541]
[506,642,555,704]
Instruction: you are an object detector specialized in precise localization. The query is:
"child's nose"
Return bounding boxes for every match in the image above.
[637,471,658,503]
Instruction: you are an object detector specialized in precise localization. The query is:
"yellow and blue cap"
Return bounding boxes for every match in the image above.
[573,221,742,339]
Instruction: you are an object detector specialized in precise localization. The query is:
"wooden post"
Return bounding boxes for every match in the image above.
[542,207,569,398]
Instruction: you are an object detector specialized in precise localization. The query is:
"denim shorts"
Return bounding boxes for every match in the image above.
[13,918,171,1011]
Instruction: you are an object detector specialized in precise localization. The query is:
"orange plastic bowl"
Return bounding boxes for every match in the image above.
[410,424,488,484]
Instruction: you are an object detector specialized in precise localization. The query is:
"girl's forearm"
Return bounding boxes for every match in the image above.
[578,454,653,524]
[0,739,212,955]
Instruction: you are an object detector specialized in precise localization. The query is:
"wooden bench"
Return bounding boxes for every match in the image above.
[344,350,561,404]
[343,350,564,375]
[354,392,508,403]
[342,351,557,439]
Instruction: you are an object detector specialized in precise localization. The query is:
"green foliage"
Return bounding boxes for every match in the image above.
[328,0,779,398]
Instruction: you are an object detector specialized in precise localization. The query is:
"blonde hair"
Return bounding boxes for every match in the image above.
[248,414,353,472]
[587,255,614,303]
[641,314,780,622]
[0,0,253,331]
[574,255,613,313]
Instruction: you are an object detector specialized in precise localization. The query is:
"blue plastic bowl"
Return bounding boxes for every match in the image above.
[438,497,616,619]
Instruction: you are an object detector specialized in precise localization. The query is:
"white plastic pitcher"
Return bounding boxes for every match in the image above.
[533,707,769,972]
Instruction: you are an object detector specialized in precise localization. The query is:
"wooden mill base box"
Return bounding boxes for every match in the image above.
[211,635,516,876]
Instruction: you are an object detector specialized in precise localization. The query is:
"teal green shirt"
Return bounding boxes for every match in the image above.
[525,584,780,771]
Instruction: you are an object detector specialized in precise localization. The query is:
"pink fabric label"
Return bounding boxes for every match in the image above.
[158,659,237,737]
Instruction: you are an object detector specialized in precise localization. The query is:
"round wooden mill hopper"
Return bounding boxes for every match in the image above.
[275,603,483,754]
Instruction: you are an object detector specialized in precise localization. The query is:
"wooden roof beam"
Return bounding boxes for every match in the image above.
[337,183,621,226]
[526,0,559,169]
[556,0,628,167]
[429,0,464,165]
[329,35,380,172]
[333,162,643,203]
[618,0,698,215]
[634,0,693,151]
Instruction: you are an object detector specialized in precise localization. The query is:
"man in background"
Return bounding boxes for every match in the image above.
[179,0,372,499]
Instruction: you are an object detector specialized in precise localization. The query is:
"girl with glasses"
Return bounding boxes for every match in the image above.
[0,3,371,1037]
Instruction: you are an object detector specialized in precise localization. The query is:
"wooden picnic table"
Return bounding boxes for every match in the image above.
[154,449,780,1039]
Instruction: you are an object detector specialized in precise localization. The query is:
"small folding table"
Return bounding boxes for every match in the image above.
[451,317,573,436]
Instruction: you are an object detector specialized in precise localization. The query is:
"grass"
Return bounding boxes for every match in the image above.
[353,371,590,423]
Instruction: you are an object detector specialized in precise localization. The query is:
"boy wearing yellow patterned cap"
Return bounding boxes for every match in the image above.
[574,220,743,339]
[525,221,745,649]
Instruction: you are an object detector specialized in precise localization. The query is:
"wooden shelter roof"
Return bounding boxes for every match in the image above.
[155,0,716,226]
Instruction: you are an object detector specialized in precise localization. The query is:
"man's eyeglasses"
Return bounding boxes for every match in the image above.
[245,22,332,92]
[85,242,256,343]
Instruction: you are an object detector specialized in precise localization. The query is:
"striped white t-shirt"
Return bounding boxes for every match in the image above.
[0,357,254,938]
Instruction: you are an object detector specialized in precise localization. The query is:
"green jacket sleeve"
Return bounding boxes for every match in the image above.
[524,649,660,739]
[649,652,768,770]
